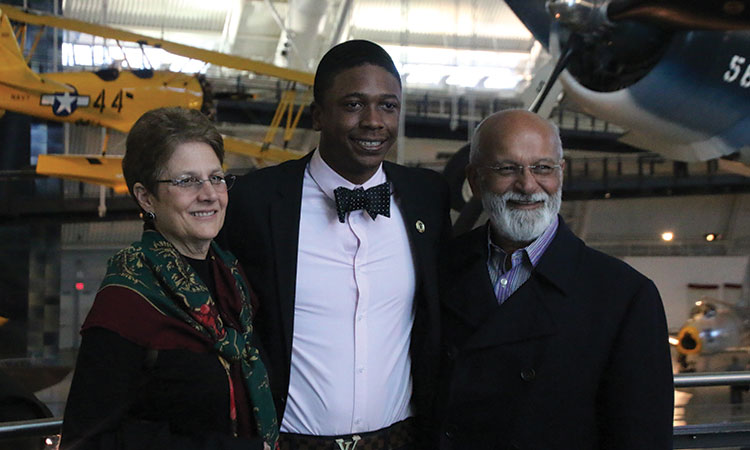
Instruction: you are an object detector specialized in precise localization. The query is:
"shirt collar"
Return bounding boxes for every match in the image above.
[308,148,387,201]
[486,215,559,268]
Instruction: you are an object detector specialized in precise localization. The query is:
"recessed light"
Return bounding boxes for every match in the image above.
[661,231,674,242]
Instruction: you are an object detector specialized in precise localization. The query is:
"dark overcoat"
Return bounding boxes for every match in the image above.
[437,218,674,450]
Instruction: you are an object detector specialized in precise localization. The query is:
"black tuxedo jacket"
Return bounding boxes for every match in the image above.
[437,218,673,450]
[221,152,451,433]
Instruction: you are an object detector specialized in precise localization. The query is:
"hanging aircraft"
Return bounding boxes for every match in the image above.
[507,0,750,373]
[674,296,750,372]
[448,0,749,231]
[0,3,312,193]
[672,263,750,372]
[506,0,750,165]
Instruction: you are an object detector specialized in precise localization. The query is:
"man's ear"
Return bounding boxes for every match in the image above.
[466,164,481,199]
[311,102,322,131]
[133,182,155,213]
[559,158,566,181]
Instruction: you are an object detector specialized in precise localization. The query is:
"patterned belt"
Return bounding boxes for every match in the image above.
[278,418,415,450]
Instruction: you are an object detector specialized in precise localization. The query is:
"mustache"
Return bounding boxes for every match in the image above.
[482,188,561,244]
[501,191,549,204]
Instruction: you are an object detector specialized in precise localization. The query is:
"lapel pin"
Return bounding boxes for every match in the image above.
[415,220,426,233]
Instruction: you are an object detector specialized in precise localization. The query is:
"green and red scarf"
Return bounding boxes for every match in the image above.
[99,230,279,447]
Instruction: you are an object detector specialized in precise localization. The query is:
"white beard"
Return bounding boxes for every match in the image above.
[481,188,561,243]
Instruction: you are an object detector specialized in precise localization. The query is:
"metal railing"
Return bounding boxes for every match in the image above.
[4,372,750,449]
[674,372,750,448]
[675,371,750,388]
[0,417,62,438]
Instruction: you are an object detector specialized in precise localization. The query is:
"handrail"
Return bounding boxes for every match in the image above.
[4,416,750,449]
[0,417,61,438]
[0,416,749,449]
[674,422,750,449]
[4,373,750,447]
[674,371,750,387]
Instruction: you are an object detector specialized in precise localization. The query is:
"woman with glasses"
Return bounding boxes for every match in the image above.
[61,107,278,450]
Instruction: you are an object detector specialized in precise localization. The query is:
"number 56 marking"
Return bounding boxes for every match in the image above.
[724,54,750,88]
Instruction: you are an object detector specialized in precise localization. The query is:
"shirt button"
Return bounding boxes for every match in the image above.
[356,315,363,322]
[354,418,362,425]
[357,366,365,373]
[500,278,508,287]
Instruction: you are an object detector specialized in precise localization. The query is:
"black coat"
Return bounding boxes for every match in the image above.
[221,153,451,436]
[62,329,263,450]
[437,219,673,450]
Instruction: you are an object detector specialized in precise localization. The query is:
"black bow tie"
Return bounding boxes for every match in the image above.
[333,182,391,223]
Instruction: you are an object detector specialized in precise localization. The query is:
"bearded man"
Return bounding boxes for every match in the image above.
[435,110,674,450]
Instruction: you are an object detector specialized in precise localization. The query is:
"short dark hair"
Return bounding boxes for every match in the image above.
[123,107,223,200]
[313,39,401,104]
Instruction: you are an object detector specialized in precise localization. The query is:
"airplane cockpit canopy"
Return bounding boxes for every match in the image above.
[690,302,718,319]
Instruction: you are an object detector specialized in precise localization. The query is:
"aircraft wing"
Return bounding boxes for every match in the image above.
[223,136,305,163]
[36,154,127,194]
[0,8,70,94]
[35,136,303,194]
[0,3,314,86]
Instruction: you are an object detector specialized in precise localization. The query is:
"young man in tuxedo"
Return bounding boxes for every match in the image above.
[222,40,451,450]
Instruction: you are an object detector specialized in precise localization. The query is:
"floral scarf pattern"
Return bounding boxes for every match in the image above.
[101,230,279,447]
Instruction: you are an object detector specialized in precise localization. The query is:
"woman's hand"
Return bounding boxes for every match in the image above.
[263,442,271,450]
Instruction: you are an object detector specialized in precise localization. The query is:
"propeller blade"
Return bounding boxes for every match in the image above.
[529,30,581,113]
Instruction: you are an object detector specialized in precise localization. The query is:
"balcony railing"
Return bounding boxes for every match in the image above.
[4,372,750,449]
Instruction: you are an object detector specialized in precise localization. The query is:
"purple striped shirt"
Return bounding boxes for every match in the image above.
[486,216,559,304]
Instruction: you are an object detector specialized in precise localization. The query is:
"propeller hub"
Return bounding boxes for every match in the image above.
[546,0,611,33]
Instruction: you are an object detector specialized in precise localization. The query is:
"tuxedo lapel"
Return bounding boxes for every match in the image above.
[269,153,310,356]
[383,162,431,285]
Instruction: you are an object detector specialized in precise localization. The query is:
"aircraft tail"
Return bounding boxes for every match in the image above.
[0,9,59,93]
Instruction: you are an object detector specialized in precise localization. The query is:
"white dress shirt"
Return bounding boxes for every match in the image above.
[280,150,416,435]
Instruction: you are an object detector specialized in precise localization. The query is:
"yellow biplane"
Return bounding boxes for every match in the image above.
[0,3,312,193]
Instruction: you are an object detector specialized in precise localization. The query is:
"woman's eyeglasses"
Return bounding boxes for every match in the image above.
[157,174,236,192]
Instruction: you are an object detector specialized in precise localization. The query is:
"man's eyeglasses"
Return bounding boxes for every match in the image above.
[480,162,563,178]
[156,174,236,192]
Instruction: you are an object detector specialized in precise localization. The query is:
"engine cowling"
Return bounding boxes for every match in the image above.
[676,301,743,355]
